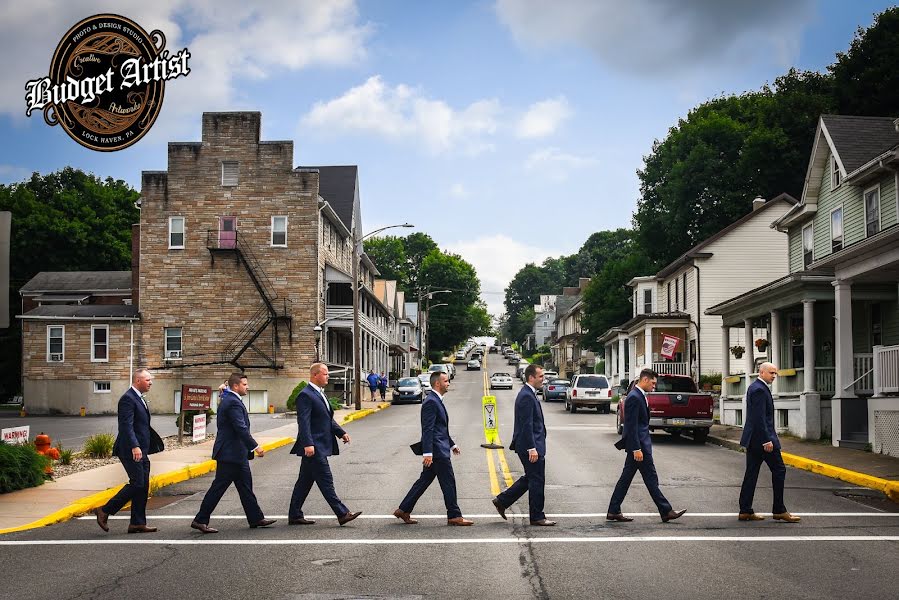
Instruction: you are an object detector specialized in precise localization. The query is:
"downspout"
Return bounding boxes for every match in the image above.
[692,263,701,380]
[129,320,134,383]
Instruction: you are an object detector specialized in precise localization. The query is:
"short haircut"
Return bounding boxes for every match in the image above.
[228,372,247,387]
[132,368,151,383]
[310,362,327,377]
[524,363,542,381]
[638,368,658,381]
[430,370,446,386]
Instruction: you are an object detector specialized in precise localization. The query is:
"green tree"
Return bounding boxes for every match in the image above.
[419,250,482,353]
[363,235,407,286]
[402,232,439,297]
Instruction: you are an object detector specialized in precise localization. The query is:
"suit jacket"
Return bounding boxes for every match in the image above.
[740,378,780,450]
[419,391,455,459]
[290,385,346,457]
[112,387,151,457]
[212,389,258,463]
[510,385,546,456]
[616,387,652,453]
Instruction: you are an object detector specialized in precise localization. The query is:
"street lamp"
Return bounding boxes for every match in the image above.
[424,302,449,364]
[416,289,451,368]
[353,223,414,410]
[313,325,322,362]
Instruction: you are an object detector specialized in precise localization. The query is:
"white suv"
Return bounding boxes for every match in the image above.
[566,374,613,413]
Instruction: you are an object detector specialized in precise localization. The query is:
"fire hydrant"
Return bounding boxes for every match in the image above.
[34,432,60,477]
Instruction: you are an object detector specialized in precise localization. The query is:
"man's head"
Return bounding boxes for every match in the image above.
[132,368,153,394]
[228,372,249,396]
[637,368,658,392]
[310,362,329,387]
[430,371,449,394]
[758,362,778,384]
[525,364,544,387]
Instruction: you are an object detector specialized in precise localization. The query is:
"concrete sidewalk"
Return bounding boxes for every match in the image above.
[0,401,390,534]
[708,424,899,502]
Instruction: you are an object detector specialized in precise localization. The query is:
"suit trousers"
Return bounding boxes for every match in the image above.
[102,455,150,525]
[739,446,787,514]
[399,456,462,518]
[194,460,264,525]
[288,453,348,519]
[496,452,546,522]
[607,450,672,516]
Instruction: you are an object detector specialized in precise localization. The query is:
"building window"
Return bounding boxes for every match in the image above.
[864,186,880,237]
[643,289,652,314]
[871,303,882,347]
[401,326,407,343]
[802,223,814,269]
[169,216,185,249]
[735,409,743,427]
[674,278,680,309]
[667,282,671,312]
[91,325,109,362]
[777,409,790,429]
[831,155,841,189]
[93,381,111,393]
[165,327,182,359]
[222,161,239,186]
[830,207,843,253]
[271,216,287,247]
[47,325,64,362]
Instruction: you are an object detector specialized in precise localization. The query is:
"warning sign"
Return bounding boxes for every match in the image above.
[481,395,503,448]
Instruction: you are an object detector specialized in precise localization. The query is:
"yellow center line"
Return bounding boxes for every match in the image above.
[481,351,515,491]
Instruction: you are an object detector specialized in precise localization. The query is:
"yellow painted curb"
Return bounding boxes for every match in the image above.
[781,451,899,502]
[0,436,295,535]
[341,402,391,424]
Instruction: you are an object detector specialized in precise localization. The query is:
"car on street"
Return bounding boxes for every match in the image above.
[417,373,432,393]
[515,360,530,380]
[507,353,520,365]
[443,363,456,379]
[617,374,714,443]
[393,377,424,404]
[489,346,498,353]
[428,364,450,380]
[536,370,558,394]
[467,358,481,370]
[542,378,569,401]
[489,372,514,389]
[455,351,466,361]
[566,374,613,413]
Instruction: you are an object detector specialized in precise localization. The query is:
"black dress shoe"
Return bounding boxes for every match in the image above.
[250,518,277,528]
[530,519,557,526]
[94,508,109,532]
[661,509,687,523]
[492,498,508,521]
[606,513,634,522]
[288,517,316,525]
[338,511,362,526]
[127,525,158,534]
[190,521,219,534]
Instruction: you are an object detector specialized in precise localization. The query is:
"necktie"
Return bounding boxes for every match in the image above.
[140,394,148,411]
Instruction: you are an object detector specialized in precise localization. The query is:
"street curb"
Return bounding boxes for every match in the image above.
[708,434,899,503]
[0,436,294,535]
[342,402,391,424]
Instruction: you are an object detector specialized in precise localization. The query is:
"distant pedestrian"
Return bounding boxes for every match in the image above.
[378,372,388,400]
[738,362,801,523]
[367,371,380,402]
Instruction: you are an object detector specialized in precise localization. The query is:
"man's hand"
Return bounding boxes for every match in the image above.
[341,433,351,444]
[132,447,142,461]
[633,449,644,462]
[763,441,774,453]
[423,456,433,467]
[255,447,265,458]
[528,449,538,463]
[304,445,315,457]
[452,446,461,456]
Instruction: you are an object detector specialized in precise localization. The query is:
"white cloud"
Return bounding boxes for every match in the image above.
[516,96,571,138]
[0,164,32,183]
[301,75,501,155]
[449,183,468,199]
[495,0,814,75]
[525,147,598,180]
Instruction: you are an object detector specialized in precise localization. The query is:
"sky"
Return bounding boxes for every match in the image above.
[1,0,895,315]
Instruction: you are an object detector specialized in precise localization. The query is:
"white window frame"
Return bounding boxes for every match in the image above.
[271,216,287,247]
[93,381,112,393]
[47,325,64,362]
[831,155,842,190]
[801,222,814,269]
[643,288,653,314]
[830,204,844,253]
[221,161,239,187]
[164,327,183,360]
[401,326,407,343]
[863,183,881,238]
[169,216,185,249]
[91,324,109,362]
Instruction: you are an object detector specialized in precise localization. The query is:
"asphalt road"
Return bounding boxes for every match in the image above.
[2,362,898,599]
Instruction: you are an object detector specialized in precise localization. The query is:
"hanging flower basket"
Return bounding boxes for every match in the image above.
[754,338,769,352]
[730,345,745,359]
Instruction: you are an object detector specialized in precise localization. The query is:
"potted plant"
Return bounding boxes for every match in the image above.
[754,338,769,352]
[730,345,745,359]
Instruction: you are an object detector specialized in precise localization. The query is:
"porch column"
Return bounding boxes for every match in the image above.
[832,280,855,446]
[743,318,754,421]
[770,310,782,392]
[628,335,637,381]
[800,299,821,440]
[644,326,654,371]
[618,337,626,384]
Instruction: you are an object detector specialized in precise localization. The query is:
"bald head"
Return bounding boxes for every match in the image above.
[758,362,778,384]
[132,368,153,394]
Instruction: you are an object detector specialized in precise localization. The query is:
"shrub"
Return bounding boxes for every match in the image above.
[177,408,214,434]
[328,397,343,411]
[0,441,50,493]
[83,433,115,458]
[699,373,723,389]
[58,448,74,465]
[286,380,308,412]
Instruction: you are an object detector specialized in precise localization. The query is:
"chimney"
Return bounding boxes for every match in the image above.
[131,223,140,310]
[752,196,766,211]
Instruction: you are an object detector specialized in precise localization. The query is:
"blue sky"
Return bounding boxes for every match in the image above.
[1,0,895,314]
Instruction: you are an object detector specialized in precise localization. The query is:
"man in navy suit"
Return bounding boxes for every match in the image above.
[95,369,157,533]
[394,371,474,526]
[287,363,361,526]
[607,368,686,523]
[190,373,276,533]
[492,364,555,526]
[738,362,801,523]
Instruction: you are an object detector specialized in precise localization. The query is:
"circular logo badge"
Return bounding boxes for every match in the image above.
[44,14,166,151]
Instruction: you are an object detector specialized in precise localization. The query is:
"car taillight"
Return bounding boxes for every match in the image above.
[548,386,555,391]
[572,389,577,397]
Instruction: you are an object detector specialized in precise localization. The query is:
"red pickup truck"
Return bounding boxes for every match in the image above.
[616,374,714,443]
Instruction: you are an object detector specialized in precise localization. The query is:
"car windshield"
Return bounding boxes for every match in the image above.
[399,378,419,386]
[575,376,609,389]
[547,379,570,386]
[429,365,445,372]
[654,377,698,393]
[492,373,510,378]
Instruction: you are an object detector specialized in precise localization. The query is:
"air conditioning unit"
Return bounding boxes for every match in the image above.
[166,350,182,359]
[49,353,63,362]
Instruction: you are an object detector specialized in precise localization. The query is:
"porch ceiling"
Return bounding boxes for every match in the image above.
[705,272,835,326]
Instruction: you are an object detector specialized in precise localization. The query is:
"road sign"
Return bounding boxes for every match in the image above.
[192,414,207,443]
[480,395,504,449]
[181,385,211,411]
[1,425,29,445]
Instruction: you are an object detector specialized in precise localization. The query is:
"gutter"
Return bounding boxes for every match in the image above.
[16,315,140,321]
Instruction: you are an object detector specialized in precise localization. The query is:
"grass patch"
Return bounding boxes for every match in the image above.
[83,433,115,458]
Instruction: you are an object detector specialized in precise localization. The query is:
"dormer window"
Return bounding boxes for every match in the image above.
[222,161,239,186]
[643,289,652,314]
[831,155,841,189]
[864,185,880,237]
[802,223,814,269]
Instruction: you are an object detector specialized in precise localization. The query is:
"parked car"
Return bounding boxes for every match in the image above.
[515,360,530,380]
[428,364,450,379]
[489,372,514,390]
[467,359,481,371]
[417,373,432,393]
[443,363,456,379]
[455,351,466,361]
[536,370,558,394]
[566,374,613,413]
[542,378,569,401]
[507,354,520,365]
[393,377,424,404]
[617,374,714,443]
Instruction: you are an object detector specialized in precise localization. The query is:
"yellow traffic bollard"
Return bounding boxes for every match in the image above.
[268,404,274,414]
[80,406,86,417]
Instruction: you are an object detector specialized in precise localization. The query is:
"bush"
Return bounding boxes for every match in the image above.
[0,441,50,492]
[83,433,115,458]
[58,448,74,465]
[328,397,343,411]
[286,380,308,412]
[699,373,722,390]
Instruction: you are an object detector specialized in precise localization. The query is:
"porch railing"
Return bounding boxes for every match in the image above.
[854,353,874,394]
[653,361,688,376]
[776,368,835,396]
[874,344,899,396]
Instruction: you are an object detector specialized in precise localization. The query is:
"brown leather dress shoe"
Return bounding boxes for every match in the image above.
[492,498,507,520]
[250,518,277,528]
[127,525,158,534]
[447,516,474,526]
[393,509,418,524]
[606,513,634,522]
[190,521,219,534]
[738,513,765,521]
[530,519,557,526]
[288,518,316,525]
[773,512,801,523]
[94,508,109,532]
[661,509,687,523]
[338,511,362,526]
